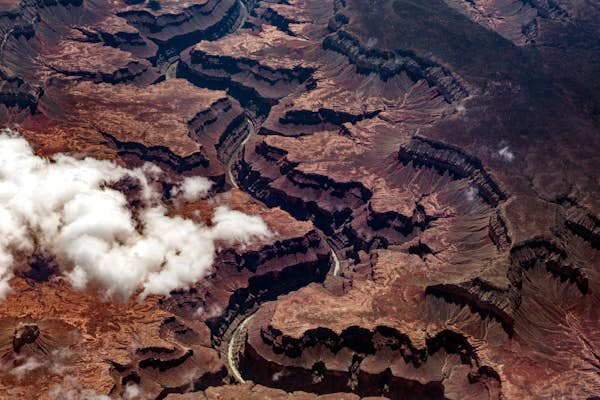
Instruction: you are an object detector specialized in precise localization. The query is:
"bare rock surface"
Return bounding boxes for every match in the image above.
[0,0,598,398]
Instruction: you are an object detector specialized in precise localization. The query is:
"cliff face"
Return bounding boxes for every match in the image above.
[0,0,599,398]
[322,30,468,103]
[161,226,331,345]
[242,310,498,400]
[180,26,316,107]
[223,0,599,398]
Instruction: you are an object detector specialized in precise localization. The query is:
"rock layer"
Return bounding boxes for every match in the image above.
[0,0,599,398]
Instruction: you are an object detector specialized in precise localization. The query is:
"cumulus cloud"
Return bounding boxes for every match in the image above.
[10,356,44,379]
[195,303,223,319]
[49,375,111,400]
[497,146,515,162]
[366,37,378,48]
[123,383,143,400]
[48,347,74,375]
[272,369,289,382]
[171,176,213,202]
[465,186,479,202]
[0,130,271,301]
[0,343,77,381]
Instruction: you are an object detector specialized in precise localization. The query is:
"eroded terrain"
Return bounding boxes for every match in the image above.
[0,0,598,398]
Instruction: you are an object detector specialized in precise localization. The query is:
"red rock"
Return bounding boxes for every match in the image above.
[0,0,598,398]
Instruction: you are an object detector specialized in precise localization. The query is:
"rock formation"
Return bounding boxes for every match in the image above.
[0,0,598,398]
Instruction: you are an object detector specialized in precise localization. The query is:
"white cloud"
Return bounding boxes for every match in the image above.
[465,186,479,202]
[49,350,71,375]
[497,146,515,162]
[3,345,75,379]
[11,356,44,379]
[195,303,223,319]
[0,129,271,301]
[272,369,288,382]
[171,176,213,202]
[49,376,112,400]
[123,383,143,399]
[210,206,273,245]
[366,37,378,48]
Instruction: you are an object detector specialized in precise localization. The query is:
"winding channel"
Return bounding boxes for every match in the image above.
[236,0,248,31]
[226,117,255,190]
[227,314,255,383]
[224,119,342,381]
[219,2,342,382]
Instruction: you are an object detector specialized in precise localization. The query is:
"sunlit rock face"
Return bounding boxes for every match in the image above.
[0,0,598,399]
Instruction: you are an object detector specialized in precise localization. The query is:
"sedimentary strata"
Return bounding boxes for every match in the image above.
[0,0,599,398]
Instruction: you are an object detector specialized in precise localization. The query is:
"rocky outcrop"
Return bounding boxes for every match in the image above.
[366,203,434,236]
[488,211,511,251]
[161,229,331,345]
[166,382,389,399]
[117,0,243,61]
[426,279,518,335]
[12,323,40,353]
[241,312,500,400]
[560,202,600,250]
[509,238,589,294]
[0,74,40,111]
[110,316,228,399]
[398,136,506,207]
[323,30,468,103]
[179,28,315,107]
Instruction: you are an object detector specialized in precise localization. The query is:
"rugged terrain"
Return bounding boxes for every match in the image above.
[0,0,598,399]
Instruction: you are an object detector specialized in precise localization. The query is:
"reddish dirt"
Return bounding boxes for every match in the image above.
[0,0,598,398]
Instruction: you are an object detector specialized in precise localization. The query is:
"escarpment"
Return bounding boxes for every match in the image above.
[397,136,506,207]
[560,201,600,250]
[179,25,316,107]
[180,49,314,106]
[441,0,571,45]
[116,0,244,60]
[426,232,595,338]
[509,238,589,294]
[323,30,468,103]
[1,0,599,398]
[74,15,157,58]
[161,226,332,345]
[261,7,298,36]
[425,279,518,335]
[101,131,211,175]
[239,303,501,400]
[234,142,362,235]
[0,74,41,111]
[39,40,153,83]
[279,108,381,127]
[524,0,569,20]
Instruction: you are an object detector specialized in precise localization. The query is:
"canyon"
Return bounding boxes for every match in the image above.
[0,0,599,399]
